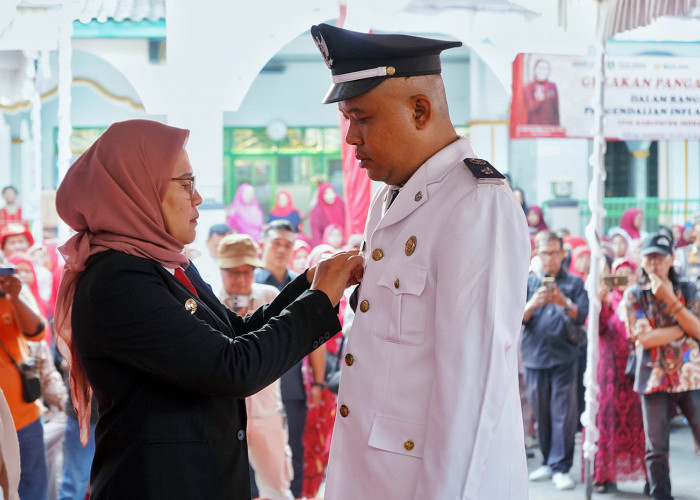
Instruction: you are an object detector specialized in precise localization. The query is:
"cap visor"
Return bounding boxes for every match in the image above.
[640,246,671,256]
[322,77,386,104]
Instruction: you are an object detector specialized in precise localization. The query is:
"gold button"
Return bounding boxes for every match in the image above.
[372,248,384,261]
[405,236,417,256]
[345,353,354,366]
[394,278,400,289]
[404,440,415,451]
[339,404,349,417]
[360,300,369,313]
[386,66,396,76]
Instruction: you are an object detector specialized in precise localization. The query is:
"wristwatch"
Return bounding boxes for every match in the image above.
[565,298,574,311]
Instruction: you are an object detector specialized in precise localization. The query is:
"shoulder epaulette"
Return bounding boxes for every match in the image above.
[463,158,505,185]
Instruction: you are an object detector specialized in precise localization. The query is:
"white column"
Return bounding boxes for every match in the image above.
[625,140,652,201]
[0,117,11,188]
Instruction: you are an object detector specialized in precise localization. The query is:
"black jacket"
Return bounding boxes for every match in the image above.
[72,250,340,499]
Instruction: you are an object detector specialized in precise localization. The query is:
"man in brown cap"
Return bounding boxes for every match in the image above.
[217,234,294,500]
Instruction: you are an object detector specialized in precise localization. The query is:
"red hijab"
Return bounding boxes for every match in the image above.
[569,245,590,279]
[527,205,549,232]
[54,119,190,445]
[269,189,298,218]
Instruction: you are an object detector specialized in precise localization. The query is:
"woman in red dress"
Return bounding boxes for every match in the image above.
[585,258,647,492]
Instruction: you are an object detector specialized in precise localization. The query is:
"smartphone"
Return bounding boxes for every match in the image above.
[0,266,16,276]
[603,274,628,287]
[542,276,555,291]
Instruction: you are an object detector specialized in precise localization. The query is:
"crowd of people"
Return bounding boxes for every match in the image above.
[518,196,700,499]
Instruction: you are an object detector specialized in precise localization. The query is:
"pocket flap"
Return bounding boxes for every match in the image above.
[377,265,427,296]
[368,414,426,458]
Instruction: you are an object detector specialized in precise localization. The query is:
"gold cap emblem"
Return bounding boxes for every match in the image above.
[185,298,197,314]
[405,236,417,256]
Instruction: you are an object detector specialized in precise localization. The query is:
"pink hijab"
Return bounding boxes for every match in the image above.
[54,119,190,445]
[620,208,642,240]
[310,183,345,246]
[226,183,264,241]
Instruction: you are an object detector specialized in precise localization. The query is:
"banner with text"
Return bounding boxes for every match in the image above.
[510,53,700,140]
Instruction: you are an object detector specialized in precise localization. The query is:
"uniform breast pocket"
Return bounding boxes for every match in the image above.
[373,264,428,346]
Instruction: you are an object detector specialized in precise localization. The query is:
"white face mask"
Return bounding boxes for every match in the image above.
[242,186,255,204]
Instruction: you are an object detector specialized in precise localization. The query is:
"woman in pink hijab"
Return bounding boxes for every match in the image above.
[53,119,361,500]
[309,183,345,247]
[619,208,644,241]
[225,182,265,241]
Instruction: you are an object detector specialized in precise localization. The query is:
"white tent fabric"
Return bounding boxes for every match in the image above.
[602,0,700,39]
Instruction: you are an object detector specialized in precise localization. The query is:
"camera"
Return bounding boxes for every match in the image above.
[602,275,628,287]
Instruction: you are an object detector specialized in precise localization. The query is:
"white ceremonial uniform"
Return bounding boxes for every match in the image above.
[324,138,530,500]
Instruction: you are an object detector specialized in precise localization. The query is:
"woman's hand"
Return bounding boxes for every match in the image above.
[310,250,364,307]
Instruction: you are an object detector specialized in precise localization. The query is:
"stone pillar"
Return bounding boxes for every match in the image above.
[625,140,651,200]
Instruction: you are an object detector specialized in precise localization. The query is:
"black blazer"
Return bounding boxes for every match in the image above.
[71,250,340,499]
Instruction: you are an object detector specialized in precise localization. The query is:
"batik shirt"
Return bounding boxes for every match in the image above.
[625,279,700,394]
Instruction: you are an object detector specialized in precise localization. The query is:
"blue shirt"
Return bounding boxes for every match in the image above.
[521,268,589,369]
[254,268,297,292]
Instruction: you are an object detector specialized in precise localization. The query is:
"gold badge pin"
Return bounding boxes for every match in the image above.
[185,298,197,314]
[405,236,417,256]
[414,191,423,202]
[481,167,494,175]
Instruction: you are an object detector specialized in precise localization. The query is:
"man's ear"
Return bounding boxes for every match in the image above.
[412,94,432,129]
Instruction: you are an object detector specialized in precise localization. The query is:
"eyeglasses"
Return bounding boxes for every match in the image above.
[170,175,196,197]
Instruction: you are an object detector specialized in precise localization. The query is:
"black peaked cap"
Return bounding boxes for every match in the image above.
[311,23,462,103]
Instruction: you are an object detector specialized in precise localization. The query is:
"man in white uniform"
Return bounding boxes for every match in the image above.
[217,234,294,500]
[312,24,531,499]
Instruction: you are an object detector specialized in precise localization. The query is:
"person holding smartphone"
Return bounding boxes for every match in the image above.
[0,268,47,499]
[624,232,700,500]
[586,257,647,493]
[522,230,589,491]
[217,233,293,500]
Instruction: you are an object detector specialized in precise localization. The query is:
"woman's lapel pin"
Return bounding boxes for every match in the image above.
[185,298,197,314]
